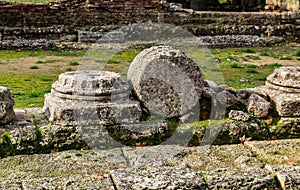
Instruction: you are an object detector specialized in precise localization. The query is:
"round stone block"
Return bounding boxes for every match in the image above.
[127,46,204,118]
[266,66,300,92]
[52,70,130,96]
[43,70,142,125]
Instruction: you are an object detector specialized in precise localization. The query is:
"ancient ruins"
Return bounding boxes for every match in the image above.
[0,0,299,189]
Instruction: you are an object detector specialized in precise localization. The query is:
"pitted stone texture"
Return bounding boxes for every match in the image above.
[43,71,142,125]
[275,117,300,138]
[43,93,142,125]
[0,87,15,125]
[111,166,208,190]
[266,66,300,93]
[247,93,270,118]
[255,85,300,117]
[52,70,130,97]
[228,110,250,121]
[206,168,274,189]
[127,46,204,118]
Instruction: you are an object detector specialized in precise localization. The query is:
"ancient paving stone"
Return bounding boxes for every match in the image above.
[228,110,250,121]
[122,145,187,168]
[127,45,204,118]
[245,139,300,165]
[0,86,15,125]
[206,168,274,190]
[266,66,300,93]
[0,151,116,189]
[175,144,263,171]
[270,165,300,189]
[43,70,142,125]
[111,166,208,190]
[247,93,270,118]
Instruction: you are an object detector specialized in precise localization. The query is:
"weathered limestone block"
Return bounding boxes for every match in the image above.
[256,67,300,117]
[274,117,300,138]
[0,86,15,125]
[127,46,204,118]
[229,110,250,121]
[247,93,270,118]
[43,71,142,125]
[266,66,300,93]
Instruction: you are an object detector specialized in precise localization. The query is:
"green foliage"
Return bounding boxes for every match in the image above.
[296,50,300,57]
[269,63,282,68]
[246,55,261,60]
[245,67,258,73]
[30,66,39,69]
[241,48,256,53]
[69,61,79,66]
[279,56,292,60]
[247,64,258,69]
[0,73,55,108]
[35,60,59,64]
[260,52,270,56]
[219,60,243,68]
[107,59,120,64]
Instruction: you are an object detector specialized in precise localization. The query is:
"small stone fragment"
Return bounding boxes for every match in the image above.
[247,93,270,118]
[229,110,250,121]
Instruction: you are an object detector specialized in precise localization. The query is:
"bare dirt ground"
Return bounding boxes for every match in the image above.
[241,53,300,66]
[0,56,82,75]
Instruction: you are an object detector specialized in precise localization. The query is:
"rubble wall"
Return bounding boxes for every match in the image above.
[0,0,299,47]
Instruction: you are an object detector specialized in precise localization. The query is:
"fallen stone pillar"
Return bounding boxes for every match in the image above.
[127,45,204,118]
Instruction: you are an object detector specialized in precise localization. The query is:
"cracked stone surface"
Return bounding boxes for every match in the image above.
[1,139,300,189]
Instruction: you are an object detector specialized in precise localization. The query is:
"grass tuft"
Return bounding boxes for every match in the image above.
[241,48,256,53]
[246,68,258,73]
[30,66,39,69]
[69,61,79,66]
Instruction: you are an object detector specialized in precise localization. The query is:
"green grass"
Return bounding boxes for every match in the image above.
[240,48,256,53]
[245,67,258,73]
[107,59,120,64]
[260,52,270,56]
[279,56,292,60]
[296,50,300,57]
[30,66,39,69]
[268,63,282,68]
[35,60,59,64]
[246,55,261,60]
[69,61,79,66]
[0,73,54,108]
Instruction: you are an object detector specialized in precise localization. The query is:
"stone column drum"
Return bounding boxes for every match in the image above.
[0,86,15,125]
[127,46,204,118]
[256,66,300,117]
[43,70,142,125]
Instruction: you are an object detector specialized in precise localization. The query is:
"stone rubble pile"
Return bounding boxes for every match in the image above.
[43,70,142,125]
[0,86,15,125]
